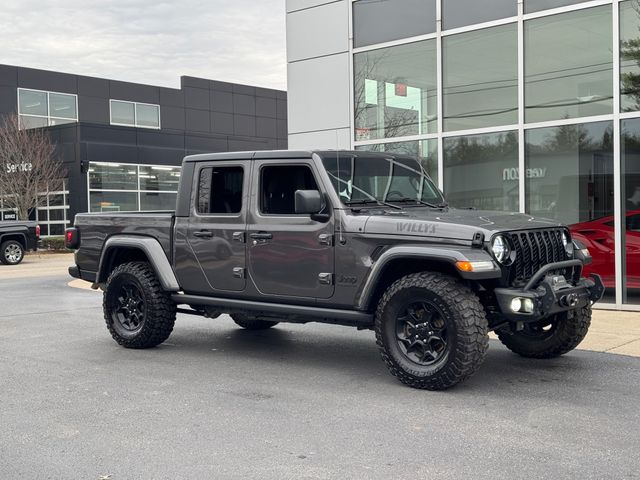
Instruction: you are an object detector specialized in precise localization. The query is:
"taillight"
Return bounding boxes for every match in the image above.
[65,227,79,249]
[35,225,40,238]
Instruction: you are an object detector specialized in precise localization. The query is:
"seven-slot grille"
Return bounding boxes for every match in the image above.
[509,228,569,286]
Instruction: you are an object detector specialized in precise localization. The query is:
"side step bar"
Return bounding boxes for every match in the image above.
[171,293,373,326]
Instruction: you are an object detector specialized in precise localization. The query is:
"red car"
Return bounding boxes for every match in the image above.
[569,209,640,289]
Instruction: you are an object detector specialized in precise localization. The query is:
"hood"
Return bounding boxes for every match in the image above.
[359,207,563,241]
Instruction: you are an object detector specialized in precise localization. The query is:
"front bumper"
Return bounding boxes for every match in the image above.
[494,260,605,322]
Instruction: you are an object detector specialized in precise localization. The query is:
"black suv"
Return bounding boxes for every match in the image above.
[67,150,604,390]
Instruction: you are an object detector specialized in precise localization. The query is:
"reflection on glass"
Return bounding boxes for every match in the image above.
[49,93,77,119]
[136,104,160,128]
[139,165,181,191]
[354,40,437,141]
[525,0,587,14]
[444,131,519,211]
[89,163,138,190]
[620,0,640,112]
[353,0,436,48]
[443,0,516,30]
[621,118,640,304]
[49,224,64,236]
[111,100,135,125]
[443,24,517,131]
[19,89,47,116]
[19,115,48,129]
[49,118,76,126]
[356,140,438,185]
[140,192,177,211]
[526,121,615,299]
[525,6,612,123]
[90,191,139,212]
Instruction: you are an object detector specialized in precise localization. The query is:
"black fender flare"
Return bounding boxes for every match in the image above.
[355,244,499,311]
[96,235,180,291]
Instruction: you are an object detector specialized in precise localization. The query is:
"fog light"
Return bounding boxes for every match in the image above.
[522,298,534,313]
[510,298,522,312]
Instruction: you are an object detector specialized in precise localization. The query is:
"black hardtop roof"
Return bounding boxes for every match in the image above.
[182,149,419,163]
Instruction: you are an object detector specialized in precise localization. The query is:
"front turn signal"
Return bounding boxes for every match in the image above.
[455,261,496,273]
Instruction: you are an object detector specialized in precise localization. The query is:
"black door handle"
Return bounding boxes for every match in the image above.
[194,230,214,238]
[249,232,273,240]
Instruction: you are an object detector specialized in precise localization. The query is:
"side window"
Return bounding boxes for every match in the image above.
[197,166,244,214]
[260,165,319,215]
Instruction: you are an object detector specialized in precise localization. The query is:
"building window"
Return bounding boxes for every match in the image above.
[352,0,436,48]
[524,6,613,123]
[109,100,160,129]
[525,121,614,299]
[620,0,640,112]
[621,118,640,304]
[525,0,589,14]
[88,162,180,212]
[443,23,518,132]
[17,88,78,129]
[443,131,519,211]
[354,39,437,142]
[442,0,516,30]
[355,139,438,185]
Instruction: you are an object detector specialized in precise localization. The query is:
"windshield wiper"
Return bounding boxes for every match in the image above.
[387,197,446,209]
[345,199,402,210]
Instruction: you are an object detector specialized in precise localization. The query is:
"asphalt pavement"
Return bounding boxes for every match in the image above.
[1,258,639,479]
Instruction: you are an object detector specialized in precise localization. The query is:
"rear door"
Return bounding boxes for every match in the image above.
[247,160,335,299]
[186,161,249,292]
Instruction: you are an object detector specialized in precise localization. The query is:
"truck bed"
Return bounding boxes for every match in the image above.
[73,211,175,274]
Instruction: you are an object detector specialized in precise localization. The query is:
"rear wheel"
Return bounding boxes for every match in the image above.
[375,272,489,390]
[103,262,176,348]
[496,305,591,358]
[1,240,24,265]
[231,313,279,330]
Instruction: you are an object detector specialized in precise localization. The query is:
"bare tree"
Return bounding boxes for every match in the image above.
[0,114,66,220]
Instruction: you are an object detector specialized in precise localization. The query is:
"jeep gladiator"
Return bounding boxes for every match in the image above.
[67,150,604,390]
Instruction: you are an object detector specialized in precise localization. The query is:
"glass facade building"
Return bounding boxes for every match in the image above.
[351,0,640,307]
[286,0,640,308]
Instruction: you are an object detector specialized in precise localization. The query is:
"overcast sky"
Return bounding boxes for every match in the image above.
[0,0,287,90]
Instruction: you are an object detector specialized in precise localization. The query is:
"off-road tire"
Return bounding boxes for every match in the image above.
[103,261,176,348]
[375,272,489,390]
[1,240,24,265]
[496,305,591,358]
[231,313,279,330]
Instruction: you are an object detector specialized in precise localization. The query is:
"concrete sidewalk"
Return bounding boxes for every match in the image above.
[4,252,640,357]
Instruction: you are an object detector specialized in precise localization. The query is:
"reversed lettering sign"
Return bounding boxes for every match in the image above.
[502,167,547,181]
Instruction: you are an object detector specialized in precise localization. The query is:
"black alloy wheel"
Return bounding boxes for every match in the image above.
[112,282,147,335]
[103,262,176,348]
[395,301,449,366]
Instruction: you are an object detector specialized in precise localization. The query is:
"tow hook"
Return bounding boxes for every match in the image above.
[559,293,579,307]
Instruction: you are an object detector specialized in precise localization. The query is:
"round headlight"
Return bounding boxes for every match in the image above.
[491,235,510,263]
[562,231,574,258]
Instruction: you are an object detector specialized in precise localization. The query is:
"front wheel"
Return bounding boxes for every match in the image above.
[103,262,176,348]
[1,240,24,265]
[375,272,489,390]
[496,305,591,358]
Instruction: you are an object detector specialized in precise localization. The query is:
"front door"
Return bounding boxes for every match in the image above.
[247,161,335,299]
[187,161,249,292]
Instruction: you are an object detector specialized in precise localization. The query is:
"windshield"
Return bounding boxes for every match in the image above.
[322,154,445,207]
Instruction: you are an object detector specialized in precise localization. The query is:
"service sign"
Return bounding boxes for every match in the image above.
[2,211,17,221]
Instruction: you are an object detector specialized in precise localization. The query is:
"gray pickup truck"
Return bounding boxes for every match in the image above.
[1,220,39,265]
[67,150,604,390]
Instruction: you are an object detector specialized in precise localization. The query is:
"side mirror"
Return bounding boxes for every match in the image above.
[295,190,322,214]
